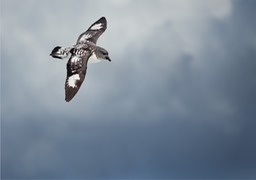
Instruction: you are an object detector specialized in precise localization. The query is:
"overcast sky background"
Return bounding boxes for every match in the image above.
[1,0,256,179]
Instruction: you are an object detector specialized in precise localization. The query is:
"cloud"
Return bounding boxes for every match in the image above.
[1,0,256,178]
[1,0,234,118]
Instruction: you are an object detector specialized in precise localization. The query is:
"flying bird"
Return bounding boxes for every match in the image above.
[50,17,111,102]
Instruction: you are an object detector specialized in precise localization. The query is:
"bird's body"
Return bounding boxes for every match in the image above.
[50,17,111,102]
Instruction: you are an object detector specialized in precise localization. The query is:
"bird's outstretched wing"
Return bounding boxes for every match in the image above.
[65,53,90,102]
[76,17,107,44]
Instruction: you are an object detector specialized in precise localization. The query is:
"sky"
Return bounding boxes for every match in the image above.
[1,0,256,178]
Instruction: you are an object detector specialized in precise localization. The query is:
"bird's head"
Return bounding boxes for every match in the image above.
[96,47,111,62]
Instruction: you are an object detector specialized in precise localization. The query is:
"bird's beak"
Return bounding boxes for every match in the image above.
[106,56,111,62]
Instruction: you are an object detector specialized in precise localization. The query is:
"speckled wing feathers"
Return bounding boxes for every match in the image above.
[65,53,90,102]
[76,17,107,44]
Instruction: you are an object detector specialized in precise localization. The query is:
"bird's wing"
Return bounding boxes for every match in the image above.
[65,53,90,102]
[76,17,107,44]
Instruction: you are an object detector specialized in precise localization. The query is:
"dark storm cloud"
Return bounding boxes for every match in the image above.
[2,0,256,179]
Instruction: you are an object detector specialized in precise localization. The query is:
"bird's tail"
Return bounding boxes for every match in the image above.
[50,46,71,59]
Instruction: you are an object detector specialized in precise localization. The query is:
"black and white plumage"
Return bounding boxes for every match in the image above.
[50,17,111,102]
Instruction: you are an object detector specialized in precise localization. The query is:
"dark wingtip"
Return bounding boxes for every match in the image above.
[99,16,106,23]
[65,95,73,102]
[65,98,71,102]
[65,92,74,102]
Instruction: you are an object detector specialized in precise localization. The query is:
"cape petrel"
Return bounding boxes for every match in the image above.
[50,17,111,102]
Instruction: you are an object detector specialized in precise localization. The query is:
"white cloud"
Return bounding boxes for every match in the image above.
[2,1,256,178]
[1,0,234,121]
